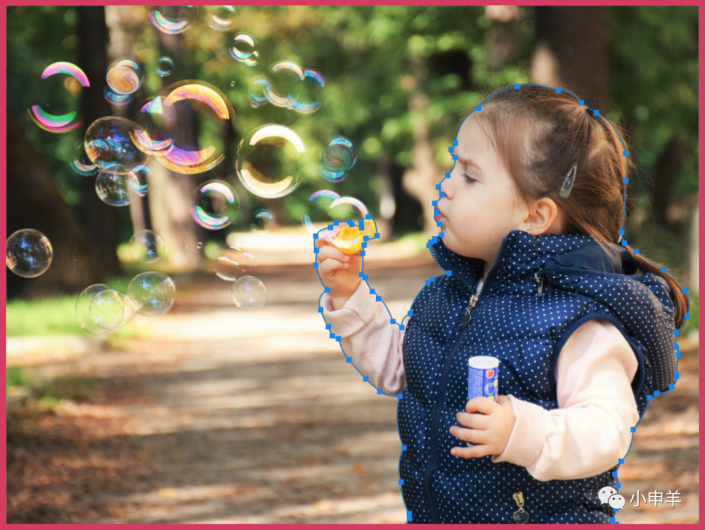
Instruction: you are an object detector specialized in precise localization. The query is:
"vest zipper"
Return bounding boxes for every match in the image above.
[535,273,544,296]
[460,294,479,328]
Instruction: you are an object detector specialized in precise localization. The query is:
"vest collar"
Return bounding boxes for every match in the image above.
[429,229,636,294]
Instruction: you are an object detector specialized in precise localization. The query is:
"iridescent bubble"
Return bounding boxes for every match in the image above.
[28,62,89,133]
[157,56,174,77]
[106,58,143,96]
[88,288,124,332]
[302,190,340,235]
[190,180,240,230]
[129,229,165,263]
[291,68,326,114]
[321,135,357,182]
[230,33,259,66]
[215,244,255,281]
[149,6,198,35]
[104,85,134,107]
[248,77,270,108]
[128,271,176,317]
[6,229,53,278]
[206,5,238,31]
[76,284,134,335]
[231,275,267,311]
[130,165,151,197]
[236,124,304,199]
[95,167,140,206]
[141,81,235,174]
[71,142,99,177]
[250,209,275,235]
[85,117,149,173]
[324,196,371,251]
[251,62,325,113]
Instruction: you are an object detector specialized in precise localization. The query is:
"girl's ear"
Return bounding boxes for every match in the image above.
[524,197,561,235]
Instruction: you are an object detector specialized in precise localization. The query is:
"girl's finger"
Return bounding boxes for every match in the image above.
[450,426,477,443]
[450,444,491,459]
[320,258,348,273]
[318,245,350,263]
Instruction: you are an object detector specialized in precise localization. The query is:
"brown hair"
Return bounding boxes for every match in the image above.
[459,85,688,328]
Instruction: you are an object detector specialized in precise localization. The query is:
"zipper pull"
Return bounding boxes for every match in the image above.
[534,273,544,297]
[512,491,529,523]
[460,294,479,329]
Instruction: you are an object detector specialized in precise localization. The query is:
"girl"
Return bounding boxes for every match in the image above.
[315,85,686,524]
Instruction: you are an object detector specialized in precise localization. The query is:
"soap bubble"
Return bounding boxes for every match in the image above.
[196,242,203,250]
[95,167,141,206]
[104,85,134,106]
[129,164,151,197]
[250,209,275,235]
[156,56,174,77]
[323,197,371,250]
[6,229,53,278]
[320,135,357,182]
[88,288,125,332]
[140,81,235,174]
[301,190,340,234]
[76,284,134,335]
[85,117,149,173]
[128,271,176,317]
[215,244,255,281]
[129,230,165,263]
[291,68,326,114]
[236,124,304,199]
[106,58,143,95]
[206,5,238,31]
[231,275,267,311]
[71,142,99,177]
[230,33,259,66]
[191,180,240,230]
[250,62,325,113]
[28,62,89,133]
[149,6,198,34]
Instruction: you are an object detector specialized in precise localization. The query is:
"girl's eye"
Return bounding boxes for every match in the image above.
[463,174,476,184]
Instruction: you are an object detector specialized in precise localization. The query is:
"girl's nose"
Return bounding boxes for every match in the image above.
[440,174,453,199]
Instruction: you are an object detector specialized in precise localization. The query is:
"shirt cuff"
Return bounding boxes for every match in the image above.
[491,394,547,468]
[321,281,378,337]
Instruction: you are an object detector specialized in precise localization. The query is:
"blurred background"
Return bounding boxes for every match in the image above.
[5,5,699,524]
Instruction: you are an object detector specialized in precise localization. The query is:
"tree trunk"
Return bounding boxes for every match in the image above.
[76,5,122,277]
[651,133,691,229]
[6,113,102,299]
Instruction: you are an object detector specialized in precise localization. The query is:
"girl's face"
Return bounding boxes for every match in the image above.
[438,118,528,279]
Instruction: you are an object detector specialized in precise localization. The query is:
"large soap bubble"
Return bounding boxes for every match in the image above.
[191,180,240,230]
[128,271,176,317]
[28,62,89,133]
[139,81,235,174]
[215,244,255,281]
[231,275,267,311]
[6,229,53,278]
[76,284,135,335]
[95,167,141,206]
[320,135,357,182]
[85,117,149,173]
[149,6,198,34]
[301,190,340,235]
[236,124,304,199]
[106,58,143,96]
[129,229,165,263]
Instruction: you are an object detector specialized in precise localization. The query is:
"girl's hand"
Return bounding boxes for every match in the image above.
[449,394,516,459]
[315,231,362,299]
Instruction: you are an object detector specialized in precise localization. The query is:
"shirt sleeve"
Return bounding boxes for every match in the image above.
[321,281,407,395]
[490,318,641,482]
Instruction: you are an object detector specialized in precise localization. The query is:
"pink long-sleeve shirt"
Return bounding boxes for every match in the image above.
[321,277,640,482]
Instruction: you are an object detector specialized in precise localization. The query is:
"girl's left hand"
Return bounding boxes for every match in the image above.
[449,394,516,459]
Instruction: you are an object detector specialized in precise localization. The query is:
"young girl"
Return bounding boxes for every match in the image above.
[315,85,686,524]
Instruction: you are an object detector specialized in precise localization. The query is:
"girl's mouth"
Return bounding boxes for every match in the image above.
[434,212,445,223]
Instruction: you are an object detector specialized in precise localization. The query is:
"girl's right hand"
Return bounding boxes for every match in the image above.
[315,233,362,299]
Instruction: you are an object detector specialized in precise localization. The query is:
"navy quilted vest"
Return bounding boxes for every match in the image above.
[400,229,676,524]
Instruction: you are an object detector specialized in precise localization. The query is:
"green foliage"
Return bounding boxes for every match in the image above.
[6,296,83,336]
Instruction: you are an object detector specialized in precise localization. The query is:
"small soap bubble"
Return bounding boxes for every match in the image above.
[149,6,198,35]
[88,288,124,332]
[129,229,165,263]
[71,142,99,177]
[231,275,267,311]
[250,209,275,235]
[129,164,151,197]
[96,168,140,206]
[28,62,88,134]
[190,180,240,230]
[106,58,143,96]
[156,56,174,77]
[206,5,238,31]
[85,117,149,173]
[196,242,203,250]
[104,85,134,107]
[215,244,255,281]
[6,229,53,278]
[128,271,176,317]
[321,135,357,182]
[76,284,134,335]
[301,190,340,234]
[236,124,304,199]
[230,33,259,66]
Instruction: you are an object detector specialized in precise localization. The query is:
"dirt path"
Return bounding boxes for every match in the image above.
[6,258,700,523]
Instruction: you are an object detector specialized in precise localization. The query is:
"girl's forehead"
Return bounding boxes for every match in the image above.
[458,119,494,157]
